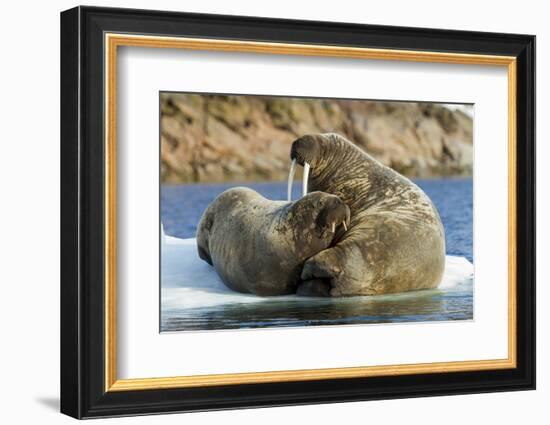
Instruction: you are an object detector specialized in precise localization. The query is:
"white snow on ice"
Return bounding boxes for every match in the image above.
[161,234,474,311]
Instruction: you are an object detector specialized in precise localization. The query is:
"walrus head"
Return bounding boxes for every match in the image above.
[287,133,341,201]
[312,193,351,235]
[287,134,326,201]
[291,191,351,237]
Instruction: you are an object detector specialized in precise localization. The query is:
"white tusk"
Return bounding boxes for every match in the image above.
[342,221,348,231]
[302,162,310,197]
[287,158,296,202]
[331,222,335,233]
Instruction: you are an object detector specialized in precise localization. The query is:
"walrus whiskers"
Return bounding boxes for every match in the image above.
[302,162,310,197]
[287,158,296,201]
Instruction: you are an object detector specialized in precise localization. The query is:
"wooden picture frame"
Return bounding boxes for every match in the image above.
[60,5,535,419]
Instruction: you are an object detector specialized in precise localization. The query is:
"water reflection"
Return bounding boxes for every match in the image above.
[162,278,473,331]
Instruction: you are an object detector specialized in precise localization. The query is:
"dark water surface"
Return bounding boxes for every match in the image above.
[160,178,473,331]
[162,285,473,331]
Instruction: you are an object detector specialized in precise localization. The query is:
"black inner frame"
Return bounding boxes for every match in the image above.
[60,6,535,419]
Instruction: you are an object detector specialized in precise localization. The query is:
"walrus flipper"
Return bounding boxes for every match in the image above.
[196,211,214,266]
[197,245,212,265]
[300,248,343,295]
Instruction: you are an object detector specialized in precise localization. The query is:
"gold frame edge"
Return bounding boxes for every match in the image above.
[104,33,518,392]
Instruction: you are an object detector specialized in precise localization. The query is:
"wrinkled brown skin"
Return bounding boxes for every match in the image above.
[196,187,350,296]
[291,133,446,296]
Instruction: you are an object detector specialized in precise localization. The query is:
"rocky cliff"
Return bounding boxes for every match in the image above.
[160,93,473,184]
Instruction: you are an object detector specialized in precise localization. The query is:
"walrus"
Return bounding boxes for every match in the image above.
[287,133,446,296]
[196,187,350,296]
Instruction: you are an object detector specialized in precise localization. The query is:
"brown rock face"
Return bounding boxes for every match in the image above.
[160,93,473,184]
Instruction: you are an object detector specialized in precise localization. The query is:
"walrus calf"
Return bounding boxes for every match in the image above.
[288,133,446,296]
[196,187,350,296]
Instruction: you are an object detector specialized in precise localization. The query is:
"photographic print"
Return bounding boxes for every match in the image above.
[160,93,474,332]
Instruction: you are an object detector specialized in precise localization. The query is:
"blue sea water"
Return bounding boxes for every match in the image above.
[160,178,473,331]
